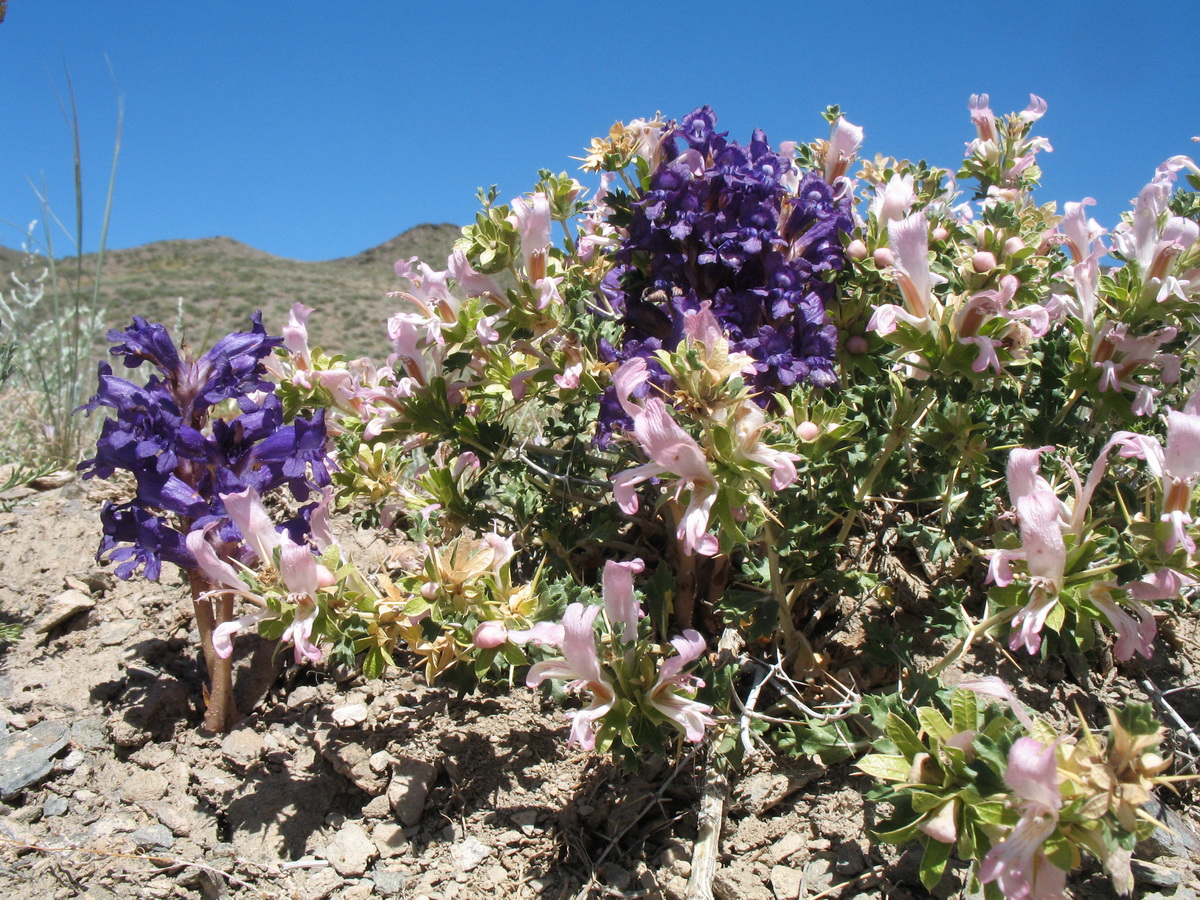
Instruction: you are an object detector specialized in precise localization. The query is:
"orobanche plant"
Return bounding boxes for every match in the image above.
[80,96,1199,896]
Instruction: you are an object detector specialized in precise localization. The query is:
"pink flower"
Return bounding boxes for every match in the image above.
[472,620,509,649]
[867,212,946,334]
[602,558,645,644]
[734,405,799,491]
[612,397,719,557]
[198,487,332,664]
[989,449,1067,655]
[824,116,864,183]
[979,738,1066,900]
[508,192,552,281]
[646,630,715,742]
[1090,586,1156,661]
[526,604,615,750]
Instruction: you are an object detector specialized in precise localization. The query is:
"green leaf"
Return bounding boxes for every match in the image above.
[857,754,911,783]
[911,790,949,813]
[886,712,927,761]
[951,689,978,733]
[1114,702,1160,737]
[918,707,955,744]
[1044,599,1066,635]
[919,837,953,891]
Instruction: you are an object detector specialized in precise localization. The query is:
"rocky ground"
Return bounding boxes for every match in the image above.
[0,480,1198,899]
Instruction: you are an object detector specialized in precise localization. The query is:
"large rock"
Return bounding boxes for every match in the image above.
[0,719,69,799]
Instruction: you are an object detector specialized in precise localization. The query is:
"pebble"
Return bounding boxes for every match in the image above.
[331,703,370,727]
[119,768,168,803]
[321,822,378,877]
[130,824,175,852]
[770,864,802,900]
[42,794,69,817]
[387,757,438,826]
[834,842,865,875]
[58,749,86,771]
[97,619,138,646]
[451,836,492,873]
[0,719,70,799]
[32,589,95,634]
[766,832,807,865]
[510,808,541,835]
[1140,798,1200,859]
[220,727,264,765]
[372,822,408,859]
[372,869,406,897]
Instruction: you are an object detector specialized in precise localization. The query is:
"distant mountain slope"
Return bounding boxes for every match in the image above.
[1,223,462,359]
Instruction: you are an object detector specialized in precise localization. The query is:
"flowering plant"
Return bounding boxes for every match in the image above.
[81,95,1200,896]
[79,314,336,730]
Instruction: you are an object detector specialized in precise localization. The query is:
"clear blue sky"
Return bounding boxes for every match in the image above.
[3,1,1198,262]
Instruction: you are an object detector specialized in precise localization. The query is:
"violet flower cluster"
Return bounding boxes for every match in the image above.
[78,313,332,581]
[597,106,853,438]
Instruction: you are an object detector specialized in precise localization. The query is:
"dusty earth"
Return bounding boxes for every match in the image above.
[0,479,1198,900]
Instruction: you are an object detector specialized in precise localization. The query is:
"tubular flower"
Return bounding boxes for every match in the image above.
[867,212,946,334]
[989,448,1068,655]
[979,738,1066,900]
[602,558,646,644]
[645,629,716,742]
[199,486,335,664]
[1099,404,1200,554]
[613,397,720,557]
[526,603,616,750]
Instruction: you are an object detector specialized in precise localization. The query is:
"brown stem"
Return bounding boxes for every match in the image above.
[189,571,237,732]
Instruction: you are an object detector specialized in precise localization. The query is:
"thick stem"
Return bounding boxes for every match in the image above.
[189,571,238,732]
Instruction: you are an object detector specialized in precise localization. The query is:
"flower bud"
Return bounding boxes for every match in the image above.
[873,248,894,268]
[846,239,868,260]
[472,621,508,649]
[845,335,869,355]
[931,226,949,242]
[797,421,821,442]
[1004,236,1025,257]
[316,564,336,590]
[420,582,439,601]
[971,251,997,273]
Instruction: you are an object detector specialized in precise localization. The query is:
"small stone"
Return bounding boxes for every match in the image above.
[322,822,378,877]
[1132,859,1182,888]
[32,590,95,634]
[369,750,393,774]
[510,809,541,836]
[297,866,344,900]
[0,719,70,799]
[770,864,802,900]
[451,836,492,873]
[361,794,392,819]
[372,822,408,859]
[319,739,387,795]
[803,857,835,895]
[331,703,370,727]
[767,832,807,865]
[387,758,438,826]
[597,862,631,889]
[43,794,69,817]
[1140,799,1200,859]
[220,728,264,765]
[130,824,175,851]
[97,619,139,646]
[120,769,168,803]
[150,802,194,838]
[58,749,86,771]
[834,842,865,875]
[372,868,406,896]
[70,720,108,753]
